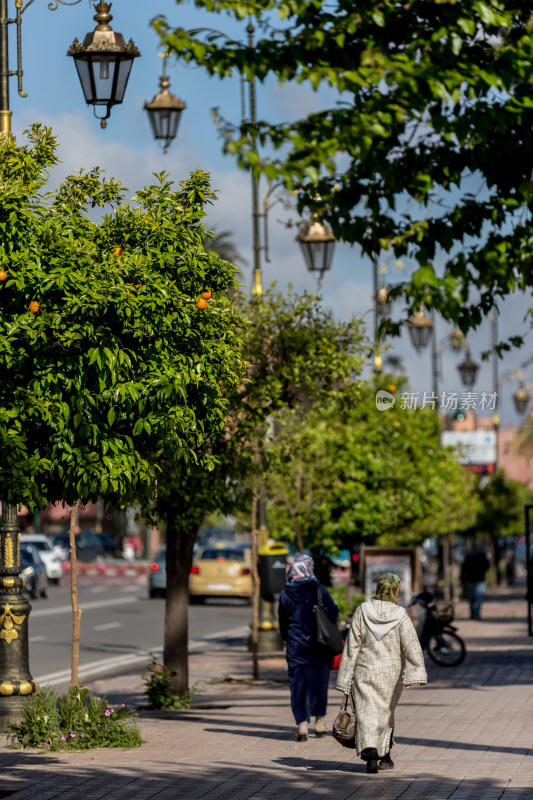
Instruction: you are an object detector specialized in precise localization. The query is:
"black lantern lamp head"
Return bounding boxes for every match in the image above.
[144,61,186,153]
[68,2,140,129]
[513,382,529,415]
[296,216,336,283]
[407,308,434,352]
[457,349,479,387]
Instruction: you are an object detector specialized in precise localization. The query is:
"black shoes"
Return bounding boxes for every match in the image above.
[361,748,394,773]
[361,748,379,774]
[379,753,394,770]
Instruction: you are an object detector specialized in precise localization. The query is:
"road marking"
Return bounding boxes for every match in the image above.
[93,622,122,631]
[30,596,138,618]
[35,625,250,687]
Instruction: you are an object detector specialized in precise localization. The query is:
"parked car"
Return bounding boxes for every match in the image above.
[94,532,117,557]
[148,547,166,598]
[189,544,252,603]
[20,534,63,585]
[20,544,49,599]
[51,531,105,563]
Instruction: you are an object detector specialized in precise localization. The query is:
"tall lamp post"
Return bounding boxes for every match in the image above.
[0,0,136,726]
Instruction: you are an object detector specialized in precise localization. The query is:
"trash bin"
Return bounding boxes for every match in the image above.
[258,542,289,595]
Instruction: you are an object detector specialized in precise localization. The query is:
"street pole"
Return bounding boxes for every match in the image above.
[246,21,282,650]
[0,0,85,722]
[248,21,263,300]
[0,0,39,725]
[431,309,439,399]
[491,313,500,470]
[0,503,39,728]
[0,0,12,134]
[372,258,382,373]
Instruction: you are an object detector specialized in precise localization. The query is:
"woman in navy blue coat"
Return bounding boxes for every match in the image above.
[278,553,339,741]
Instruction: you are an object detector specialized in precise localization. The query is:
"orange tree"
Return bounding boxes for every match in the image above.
[0,124,245,675]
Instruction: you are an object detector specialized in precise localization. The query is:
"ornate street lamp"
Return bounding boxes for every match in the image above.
[68,2,140,129]
[513,382,529,415]
[407,308,434,352]
[296,216,336,283]
[450,325,467,351]
[144,59,186,153]
[457,350,479,387]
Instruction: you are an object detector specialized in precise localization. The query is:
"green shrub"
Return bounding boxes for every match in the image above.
[143,654,198,710]
[8,686,142,751]
[329,584,365,622]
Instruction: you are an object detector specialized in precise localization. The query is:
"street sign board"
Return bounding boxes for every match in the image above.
[441,430,497,465]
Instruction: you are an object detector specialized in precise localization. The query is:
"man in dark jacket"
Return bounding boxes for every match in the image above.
[460,546,490,620]
[278,553,339,741]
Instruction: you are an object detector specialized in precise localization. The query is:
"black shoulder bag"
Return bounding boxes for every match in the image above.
[311,584,344,656]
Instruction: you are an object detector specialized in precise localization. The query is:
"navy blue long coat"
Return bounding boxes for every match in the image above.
[278,579,339,724]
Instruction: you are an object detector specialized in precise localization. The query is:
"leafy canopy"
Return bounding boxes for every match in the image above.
[0,125,244,508]
[154,1,533,342]
[265,380,478,553]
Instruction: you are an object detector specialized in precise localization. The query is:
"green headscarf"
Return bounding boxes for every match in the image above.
[374,572,401,602]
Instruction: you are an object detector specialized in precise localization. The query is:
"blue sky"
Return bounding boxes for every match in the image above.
[7,0,533,425]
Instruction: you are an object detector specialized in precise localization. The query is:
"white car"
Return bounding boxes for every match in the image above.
[20,534,63,585]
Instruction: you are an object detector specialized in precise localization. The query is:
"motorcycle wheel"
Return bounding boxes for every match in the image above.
[427,630,466,667]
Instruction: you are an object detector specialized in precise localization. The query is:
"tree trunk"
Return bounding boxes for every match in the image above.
[250,489,260,681]
[69,502,82,687]
[164,506,198,698]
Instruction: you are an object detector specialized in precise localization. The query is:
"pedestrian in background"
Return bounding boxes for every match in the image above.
[336,572,427,773]
[278,553,339,742]
[460,545,490,620]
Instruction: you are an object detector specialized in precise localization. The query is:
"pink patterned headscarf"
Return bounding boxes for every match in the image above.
[287,553,315,584]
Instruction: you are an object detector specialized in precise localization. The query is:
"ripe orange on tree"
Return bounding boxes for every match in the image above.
[201,289,212,300]
[113,246,124,258]
[29,301,40,313]
[0,271,7,282]
[196,298,207,310]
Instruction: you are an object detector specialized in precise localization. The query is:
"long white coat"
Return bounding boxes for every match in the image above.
[336,599,427,756]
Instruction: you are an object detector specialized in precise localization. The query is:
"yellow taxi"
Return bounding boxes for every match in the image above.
[189,544,252,603]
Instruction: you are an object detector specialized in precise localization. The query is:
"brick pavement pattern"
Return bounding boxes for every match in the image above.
[0,585,531,799]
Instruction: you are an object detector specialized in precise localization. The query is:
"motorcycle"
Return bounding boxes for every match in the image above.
[411,591,466,667]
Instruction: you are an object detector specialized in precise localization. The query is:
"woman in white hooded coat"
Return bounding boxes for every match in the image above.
[336,572,427,773]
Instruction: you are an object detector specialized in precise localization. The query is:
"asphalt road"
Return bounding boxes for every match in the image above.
[26,577,252,692]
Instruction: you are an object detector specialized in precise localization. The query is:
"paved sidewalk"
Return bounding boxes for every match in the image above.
[0,584,532,799]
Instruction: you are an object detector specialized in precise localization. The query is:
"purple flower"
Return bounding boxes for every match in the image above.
[120,704,125,708]
[70,732,76,738]
[80,734,84,738]
[105,710,111,716]
[61,735,66,741]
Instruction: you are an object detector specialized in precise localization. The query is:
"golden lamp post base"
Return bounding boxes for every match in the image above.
[0,505,38,729]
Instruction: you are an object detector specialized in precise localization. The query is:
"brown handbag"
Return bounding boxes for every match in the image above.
[332,692,356,749]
